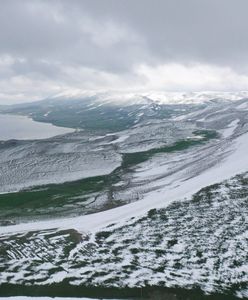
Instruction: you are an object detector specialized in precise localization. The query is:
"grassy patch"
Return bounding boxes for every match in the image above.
[122,130,218,168]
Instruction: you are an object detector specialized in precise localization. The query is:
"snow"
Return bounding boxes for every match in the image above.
[221,119,239,138]
[108,134,130,144]
[1,129,248,236]
[1,97,248,298]
[0,132,122,193]
[43,111,51,117]
[237,102,248,110]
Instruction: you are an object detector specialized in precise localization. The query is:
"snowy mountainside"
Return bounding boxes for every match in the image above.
[0,95,248,299]
[1,91,248,132]
[0,173,247,298]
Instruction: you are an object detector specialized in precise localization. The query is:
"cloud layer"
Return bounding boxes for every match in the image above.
[1,0,248,103]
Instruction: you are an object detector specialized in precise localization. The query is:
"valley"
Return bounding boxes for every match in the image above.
[0,93,248,299]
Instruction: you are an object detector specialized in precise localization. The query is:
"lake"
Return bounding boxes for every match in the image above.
[0,114,74,140]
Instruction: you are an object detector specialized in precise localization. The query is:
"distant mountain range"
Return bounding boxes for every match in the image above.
[1,91,248,132]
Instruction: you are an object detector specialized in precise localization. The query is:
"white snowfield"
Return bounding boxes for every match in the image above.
[0,133,122,193]
[0,127,248,236]
[221,119,240,138]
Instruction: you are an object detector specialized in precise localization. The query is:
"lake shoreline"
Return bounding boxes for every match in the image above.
[0,113,74,140]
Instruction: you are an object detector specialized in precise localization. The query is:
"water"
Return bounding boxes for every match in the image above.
[0,114,74,140]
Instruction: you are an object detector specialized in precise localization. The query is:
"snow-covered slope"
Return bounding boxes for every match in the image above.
[0,97,248,299]
[0,173,247,298]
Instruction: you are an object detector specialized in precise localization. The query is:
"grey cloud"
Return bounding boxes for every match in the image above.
[2,0,248,72]
[0,0,149,74]
[76,0,248,70]
[1,0,248,103]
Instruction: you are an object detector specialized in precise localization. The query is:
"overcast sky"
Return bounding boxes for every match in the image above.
[1,0,248,104]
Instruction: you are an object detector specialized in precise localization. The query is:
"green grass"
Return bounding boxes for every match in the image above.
[122,130,218,168]
[0,174,120,223]
[0,283,241,299]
